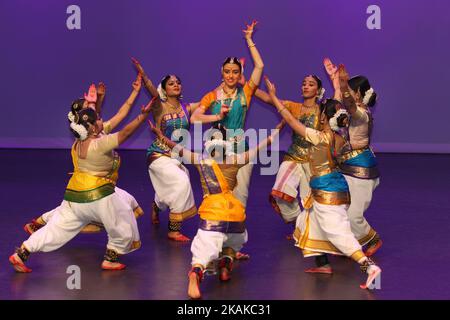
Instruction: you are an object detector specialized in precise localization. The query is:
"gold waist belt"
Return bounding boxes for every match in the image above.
[311,189,350,206]
[338,146,370,163]
[339,163,380,179]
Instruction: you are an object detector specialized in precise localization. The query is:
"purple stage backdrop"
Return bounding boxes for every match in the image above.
[1,0,449,153]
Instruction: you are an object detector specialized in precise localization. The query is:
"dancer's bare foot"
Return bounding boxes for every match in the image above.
[9,253,32,273]
[305,265,333,274]
[23,218,45,235]
[235,252,250,260]
[168,231,190,242]
[365,237,383,257]
[101,260,126,271]
[188,271,201,299]
[151,202,160,225]
[218,257,233,282]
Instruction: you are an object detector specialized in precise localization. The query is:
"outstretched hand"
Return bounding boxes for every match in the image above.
[97,82,106,96]
[324,58,338,80]
[148,119,162,137]
[219,105,230,119]
[276,119,286,131]
[132,73,142,92]
[84,84,97,103]
[243,20,258,40]
[141,97,157,114]
[264,76,276,96]
[132,57,146,76]
[337,64,350,90]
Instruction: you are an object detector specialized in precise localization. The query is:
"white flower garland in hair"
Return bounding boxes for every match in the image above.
[70,122,88,141]
[68,111,76,122]
[317,88,325,100]
[157,83,167,101]
[329,109,349,132]
[362,88,374,105]
[204,139,235,156]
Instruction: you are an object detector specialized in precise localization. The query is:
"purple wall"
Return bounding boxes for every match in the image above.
[1,0,449,152]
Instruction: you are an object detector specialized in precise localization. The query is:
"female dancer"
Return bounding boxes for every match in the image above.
[264,76,381,289]
[251,75,324,225]
[149,119,284,299]
[24,77,144,234]
[132,59,198,242]
[333,63,382,256]
[9,94,156,272]
[190,20,264,210]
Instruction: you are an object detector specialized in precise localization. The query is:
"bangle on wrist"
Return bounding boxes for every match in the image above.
[278,107,287,114]
[247,42,256,48]
[343,91,351,98]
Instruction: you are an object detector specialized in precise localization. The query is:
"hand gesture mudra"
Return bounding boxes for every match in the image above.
[264,76,276,96]
[84,84,97,103]
[243,20,258,40]
[148,119,162,137]
[131,57,145,75]
[141,97,157,114]
[323,58,338,80]
[97,82,106,96]
[337,64,350,90]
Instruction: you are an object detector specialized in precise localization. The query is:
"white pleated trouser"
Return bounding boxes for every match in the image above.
[148,156,195,215]
[40,187,140,223]
[344,175,380,244]
[191,229,248,267]
[272,161,311,222]
[295,202,361,257]
[24,193,140,255]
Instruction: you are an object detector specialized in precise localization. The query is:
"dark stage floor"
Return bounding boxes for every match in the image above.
[0,149,449,300]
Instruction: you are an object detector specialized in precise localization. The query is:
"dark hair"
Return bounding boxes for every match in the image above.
[222,57,243,73]
[71,98,85,113]
[348,75,377,107]
[207,123,228,159]
[320,99,348,128]
[69,107,98,139]
[304,75,323,89]
[160,74,182,90]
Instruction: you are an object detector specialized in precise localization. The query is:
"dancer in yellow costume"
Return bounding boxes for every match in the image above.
[148,118,284,299]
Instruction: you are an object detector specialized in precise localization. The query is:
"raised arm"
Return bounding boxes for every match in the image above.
[337,64,357,115]
[132,57,159,97]
[324,58,341,101]
[95,82,106,114]
[237,120,285,164]
[104,74,142,131]
[243,20,264,86]
[117,97,156,145]
[265,76,308,137]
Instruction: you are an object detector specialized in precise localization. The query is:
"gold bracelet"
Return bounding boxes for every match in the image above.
[343,91,351,98]
[278,107,287,113]
[248,42,256,48]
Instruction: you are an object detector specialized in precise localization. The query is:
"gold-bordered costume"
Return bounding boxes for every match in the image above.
[269,102,321,223]
[293,128,365,262]
[23,133,141,255]
[146,101,197,223]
